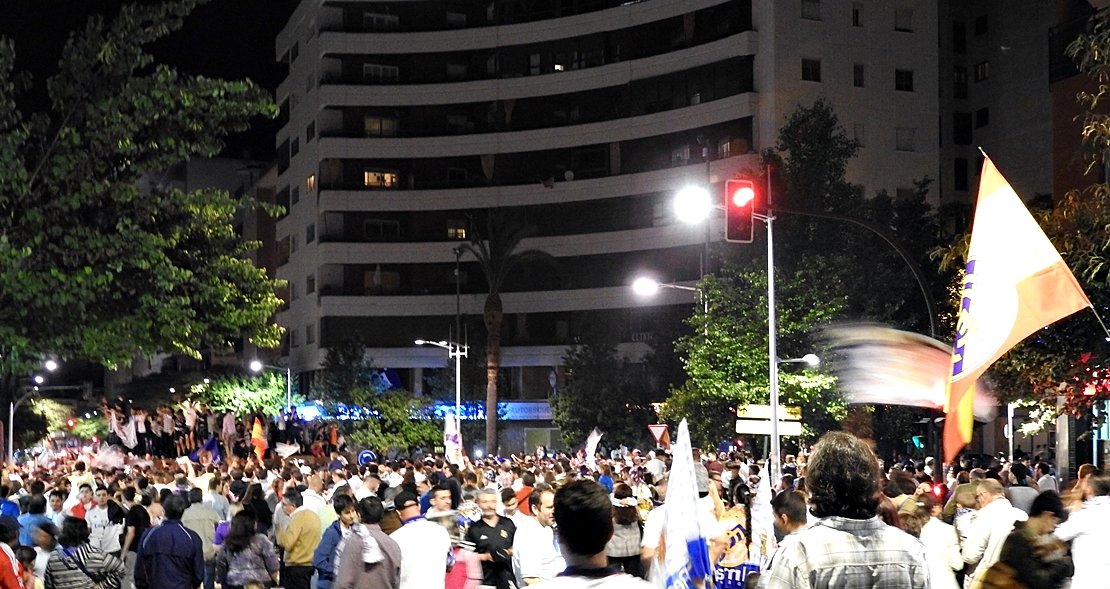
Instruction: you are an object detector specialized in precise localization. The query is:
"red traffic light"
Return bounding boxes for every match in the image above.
[65,418,76,429]
[725,178,756,243]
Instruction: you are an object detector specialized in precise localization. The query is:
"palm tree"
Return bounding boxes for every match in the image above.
[459,212,553,454]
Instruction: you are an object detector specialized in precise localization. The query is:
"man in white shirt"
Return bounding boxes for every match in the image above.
[355,474,380,501]
[86,487,123,556]
[512,488,564,585]
[962,478,1027,587]
[390,490,453,589]
[1035,462,1058,493]
[644,452,666,481]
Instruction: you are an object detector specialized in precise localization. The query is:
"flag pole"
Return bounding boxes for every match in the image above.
[1087,306,1110,341]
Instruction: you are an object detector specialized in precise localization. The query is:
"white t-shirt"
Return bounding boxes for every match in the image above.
[85,505,122,553]
[390,518,452,589]
[512,516,564,585]
[223,413,237,436]
[644,459,666,480]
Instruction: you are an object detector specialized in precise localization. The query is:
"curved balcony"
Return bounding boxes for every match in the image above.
[318,282,697,317]
[316,0,733,55]
[317,154,759,212]
[313,220,723,265]
[316,92,756,159]
[317,33,756,107]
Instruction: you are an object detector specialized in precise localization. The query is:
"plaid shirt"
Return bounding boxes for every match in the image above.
[761,516,929,589]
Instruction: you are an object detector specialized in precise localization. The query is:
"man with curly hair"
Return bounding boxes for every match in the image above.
[760,431,929,589]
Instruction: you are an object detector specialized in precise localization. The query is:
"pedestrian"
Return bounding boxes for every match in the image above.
[133,494,204,589]
[214,512,280,589]
[990,491,1073,589]
[85,489,123,558]
[181,489,220,589]
[0,517,24,589]
[962,478,1027,588]
[44,516,126,589]
[313,494,357,589]
[1034,463,1057,494]
[533,479,652,588]
[389,490,452,589]
[913,494,962,589]
[464,488,516,589]
[333,498,401,589]
[1052,474,1110,588]
[118,489,150,589]
[276,489,321,589]
[759,431,928,589]
[605,484,642,578]
[512,488,562,586]
[1005,463,1039,514]
[18,497,52,548]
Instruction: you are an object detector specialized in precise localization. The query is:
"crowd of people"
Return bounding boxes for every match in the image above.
[1,425,1106,589]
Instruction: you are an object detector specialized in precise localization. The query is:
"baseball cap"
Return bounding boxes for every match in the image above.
[393,490,420,510]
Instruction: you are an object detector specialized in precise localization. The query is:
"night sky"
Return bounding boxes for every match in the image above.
[0,0,297,160]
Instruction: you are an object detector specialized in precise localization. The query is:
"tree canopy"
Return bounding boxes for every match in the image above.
[0,0,281,382]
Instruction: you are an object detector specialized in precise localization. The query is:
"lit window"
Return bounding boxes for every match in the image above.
[448,219,467,240]
[364,116,399,137]
[362,64,399,83]
[718,138,731,159]
[305,174,316,192]
[364,170,398,187]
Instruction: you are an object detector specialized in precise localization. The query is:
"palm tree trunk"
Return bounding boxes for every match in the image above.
[484,292,503,455]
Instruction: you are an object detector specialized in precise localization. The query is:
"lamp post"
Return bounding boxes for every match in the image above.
[10,360,57,465]
[415,339,469,428]
[249,360,292,412]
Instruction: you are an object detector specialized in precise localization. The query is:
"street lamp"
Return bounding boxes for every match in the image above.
[250,360,293,412]
[10,360,57,465]
[415,339,469,433]
[674,186,713,276]
[779,354,820,367]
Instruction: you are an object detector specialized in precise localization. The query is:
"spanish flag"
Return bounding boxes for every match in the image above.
[944,156,1091,463]
[251,418,267,461]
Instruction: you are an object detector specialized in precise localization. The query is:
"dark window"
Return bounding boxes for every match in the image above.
[306,223,315,244]
[953,21,966,54]
[895,9,913,32]
[954,66,968,99]
[802,0,821,20]
[853,63,865,87]
[975,107,989,128]
[974,61,990,82]
[306,121,315,142]
[954,158,969,191]
[306,274,316,295]
[290,138,299,157]
[974,14,988,36]
[895,69,914,91]
[802,59,822,82]
[953,112,972,145]
[291,186,300,206]
[852,3,862,26]
[290,42,299,62]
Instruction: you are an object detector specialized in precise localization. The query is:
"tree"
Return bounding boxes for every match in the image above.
[189,373,300,416]
[316,336,375,405]
[347,389,442,454]
[550,341,655,450]
[660,260,845,448]
[0,1,282,410]
[459,212,553,454]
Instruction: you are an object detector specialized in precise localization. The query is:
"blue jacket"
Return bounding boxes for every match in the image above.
[312,520,344,589]
[135,520,204,589]
[0,500,19,519]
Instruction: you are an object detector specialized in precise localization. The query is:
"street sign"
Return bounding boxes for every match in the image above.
[358,450,376,466]
[735,419,803,436]
[735,405,802,421]
[648,424,668,443]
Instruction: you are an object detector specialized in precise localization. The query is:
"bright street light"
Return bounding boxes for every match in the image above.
[632,277,660,296]
[33,376,43,385]
[249,360,263,372]
[779,354,821,367]
[674,186,712,224]
[44,360,57,372]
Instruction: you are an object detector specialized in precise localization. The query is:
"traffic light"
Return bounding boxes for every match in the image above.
[65,418,76,429]
[911,435,925,449]
[725,178,756,243]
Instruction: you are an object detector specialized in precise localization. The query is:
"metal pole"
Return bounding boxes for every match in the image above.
[8,400,13,467]
[767,208,780,488]
[454,344,462,435]
[1007,403,1015,461]
[285,367,292,412]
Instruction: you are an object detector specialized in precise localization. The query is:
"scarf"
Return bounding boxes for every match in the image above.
[332,523,383,575]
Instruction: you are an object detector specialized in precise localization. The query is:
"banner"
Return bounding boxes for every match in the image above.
[585,428,603,471]
[444,412,463,467]
[945,156,1091,462]
[251,418,267,460]
[189,436,222,465]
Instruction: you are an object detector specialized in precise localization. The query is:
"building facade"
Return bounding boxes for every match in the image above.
[272,0,940,451]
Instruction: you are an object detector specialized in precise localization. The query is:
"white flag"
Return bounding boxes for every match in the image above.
[584,428,603,471]
[661,420,711,589]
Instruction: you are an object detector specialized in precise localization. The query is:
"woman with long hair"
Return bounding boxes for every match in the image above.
[44,517,125,589]
[240,483,273,534]
[605,483,643,578]
[216,511,281,589]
